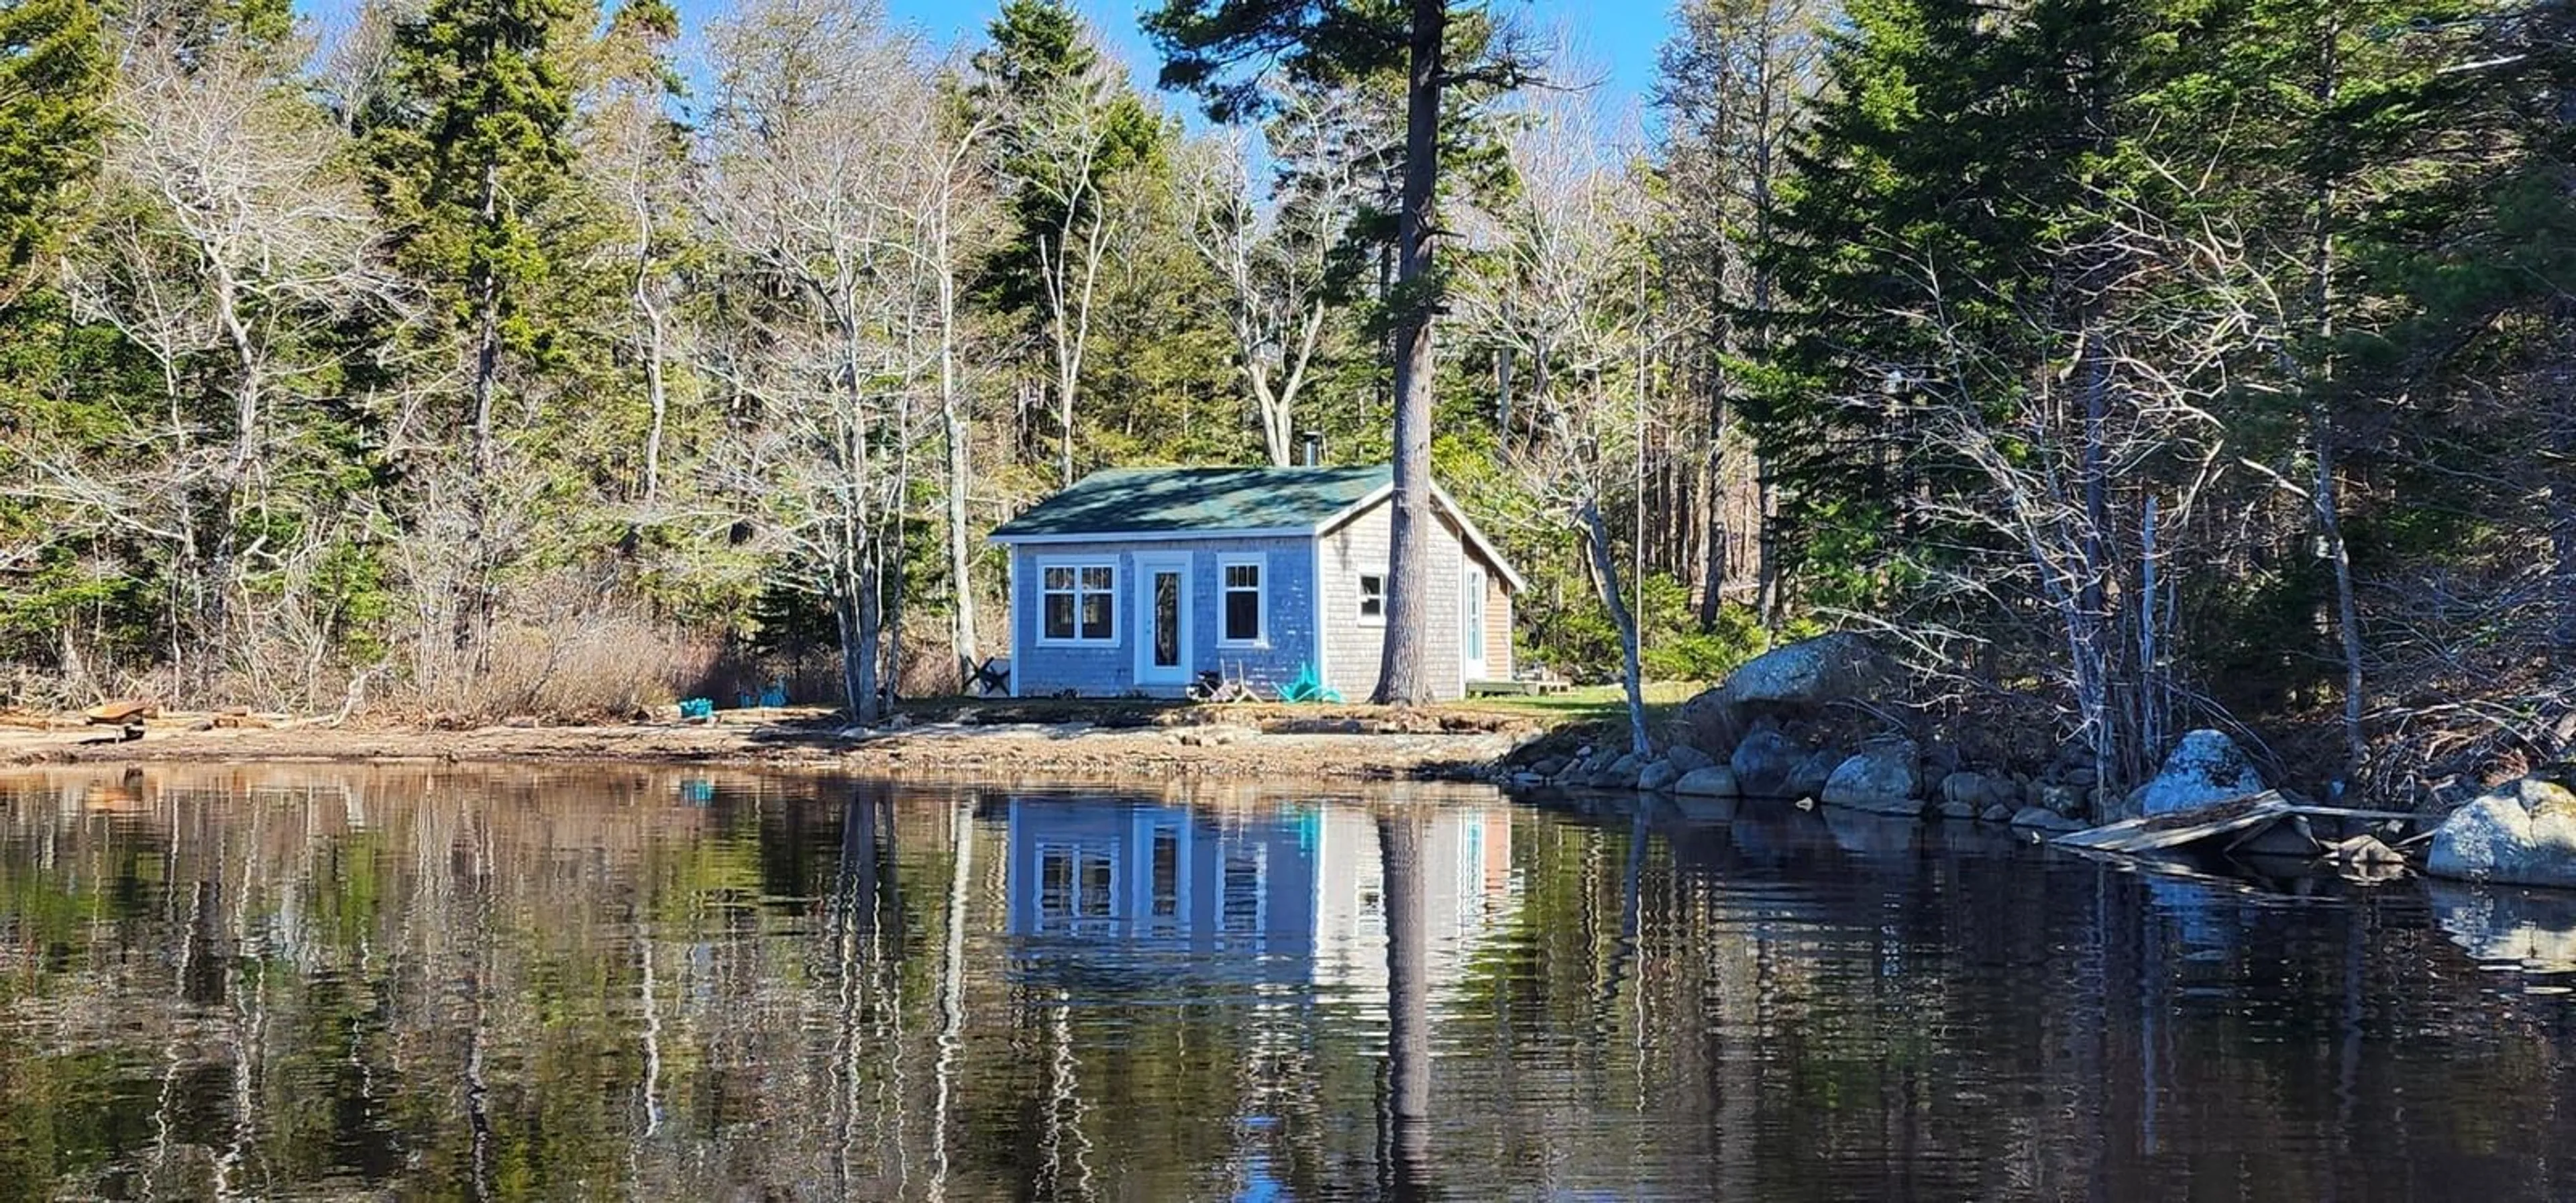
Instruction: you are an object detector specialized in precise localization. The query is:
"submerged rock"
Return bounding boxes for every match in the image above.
[2137,730,2266,817]
[1821,741,1925,817]
[1673,766,1739,798]
[2426,778,2576,888]
[2011,806,2084,834]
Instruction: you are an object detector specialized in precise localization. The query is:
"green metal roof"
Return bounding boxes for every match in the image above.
[991,465,1391,539]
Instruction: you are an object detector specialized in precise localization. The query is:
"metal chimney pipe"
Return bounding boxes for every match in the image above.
[1299,431,1322,467]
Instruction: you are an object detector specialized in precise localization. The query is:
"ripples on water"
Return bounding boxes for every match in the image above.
[0,766,2571,1200]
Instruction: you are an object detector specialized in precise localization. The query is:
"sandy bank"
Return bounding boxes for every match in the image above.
[0,706,1537,783]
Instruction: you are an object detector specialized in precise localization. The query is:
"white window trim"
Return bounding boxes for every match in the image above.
[1035,556,1120,647]
[1354,568,1388,627]
[1216,552,1269,647]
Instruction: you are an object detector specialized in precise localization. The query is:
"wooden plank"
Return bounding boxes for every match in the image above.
[85,700,155,725]
[2053,792,2292,853]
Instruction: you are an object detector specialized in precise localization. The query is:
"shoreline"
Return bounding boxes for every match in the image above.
[0,707,1536,784]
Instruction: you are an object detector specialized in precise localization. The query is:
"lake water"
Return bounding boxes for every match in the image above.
[1,766,2571,1200]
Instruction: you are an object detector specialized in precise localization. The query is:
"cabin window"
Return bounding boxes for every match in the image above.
[1219,556,1265,644]
[1356,573,1386,625]
[1039,561,1116,643]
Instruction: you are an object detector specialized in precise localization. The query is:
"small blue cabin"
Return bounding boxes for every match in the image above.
[990,465,1524,701]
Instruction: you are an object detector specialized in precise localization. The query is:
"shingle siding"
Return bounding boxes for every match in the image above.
[1315,497,1497,702]
[1011,537,1318,698]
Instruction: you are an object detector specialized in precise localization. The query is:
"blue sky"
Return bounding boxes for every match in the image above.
[869,0,1674,115]
[301,1,1674,125]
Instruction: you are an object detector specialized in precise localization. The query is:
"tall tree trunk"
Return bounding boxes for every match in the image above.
[943,339,977,688]
[470,156,502,476]
[1754,472,1782,628]
[1697,373,1729,630]
[634,225,669,504]
[1373,0,1448,705]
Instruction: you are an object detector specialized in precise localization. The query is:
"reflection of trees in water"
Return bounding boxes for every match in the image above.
[1498,796,2576,1200]
[0,770,2572,1199]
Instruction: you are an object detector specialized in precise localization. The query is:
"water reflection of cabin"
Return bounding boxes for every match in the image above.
[1002,797,1517,990]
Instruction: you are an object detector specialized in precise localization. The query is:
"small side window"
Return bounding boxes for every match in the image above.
[1220,557,1265,643]
[1357,574,1386,624]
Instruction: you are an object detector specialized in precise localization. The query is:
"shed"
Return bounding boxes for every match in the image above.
[989,465,1523,701]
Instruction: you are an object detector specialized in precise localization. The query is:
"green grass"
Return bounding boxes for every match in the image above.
[1451,681,1707,726]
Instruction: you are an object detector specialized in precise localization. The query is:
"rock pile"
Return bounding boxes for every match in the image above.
[1503,633,2277,837]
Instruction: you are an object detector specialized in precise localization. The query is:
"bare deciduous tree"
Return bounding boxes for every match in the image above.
[696,0,950,722]
[1179,111,1353,465]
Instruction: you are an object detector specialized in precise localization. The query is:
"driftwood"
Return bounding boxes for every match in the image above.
[2053,792,2295,853]
[2053,791,2432,862]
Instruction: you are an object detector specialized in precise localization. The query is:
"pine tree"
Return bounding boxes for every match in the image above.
[366,0,596,474]
[0,0,105,300]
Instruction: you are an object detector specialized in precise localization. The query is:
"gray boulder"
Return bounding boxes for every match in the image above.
[1638,758,1682,792]
[1529,755,1569,778]
[1937,800,1978,821]
[2137,729,2265,817]
[1670,632,1902,754]
[1666,744,1717,774]
[1821,741,1925,817]
[1719,631,1900,712]
[1674,766,1740,798]
[1731,728,1805,797]
[2426,778,2576,888]
[1980,804,2015,824]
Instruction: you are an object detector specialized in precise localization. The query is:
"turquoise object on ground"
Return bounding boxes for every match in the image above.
[1277,664,1342,704]
[678,698,714,719]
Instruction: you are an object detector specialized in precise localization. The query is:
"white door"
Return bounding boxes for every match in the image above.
[1461,563,1489,683]
[1135,554,1192,688]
